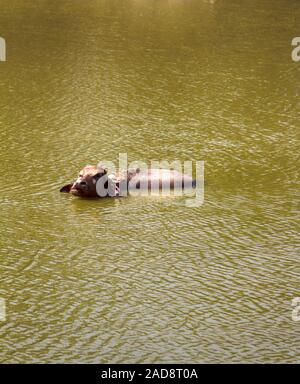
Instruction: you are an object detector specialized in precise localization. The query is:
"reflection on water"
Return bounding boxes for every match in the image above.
[0,0,299,363]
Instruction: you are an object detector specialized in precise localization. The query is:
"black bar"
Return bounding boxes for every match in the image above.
[0,364,296,383]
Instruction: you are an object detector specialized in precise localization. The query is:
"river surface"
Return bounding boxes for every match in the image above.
[0,0,299,363]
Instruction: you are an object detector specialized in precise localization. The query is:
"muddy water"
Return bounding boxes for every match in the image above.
[0,0,299,363]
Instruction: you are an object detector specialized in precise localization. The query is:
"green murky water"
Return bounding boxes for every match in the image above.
[0,0,299,363]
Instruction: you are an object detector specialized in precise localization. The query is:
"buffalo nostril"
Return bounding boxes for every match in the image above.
[80,181,87,186]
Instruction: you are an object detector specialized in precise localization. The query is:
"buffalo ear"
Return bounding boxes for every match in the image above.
[97,165,108,174]
[60,183,73,193]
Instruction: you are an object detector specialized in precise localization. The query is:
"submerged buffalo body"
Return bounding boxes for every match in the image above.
[60,165,195,198]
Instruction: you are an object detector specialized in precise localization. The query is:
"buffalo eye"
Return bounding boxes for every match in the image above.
[93,172,104,179]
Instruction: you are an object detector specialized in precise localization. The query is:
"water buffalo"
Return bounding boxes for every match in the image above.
[60,165,195,198]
